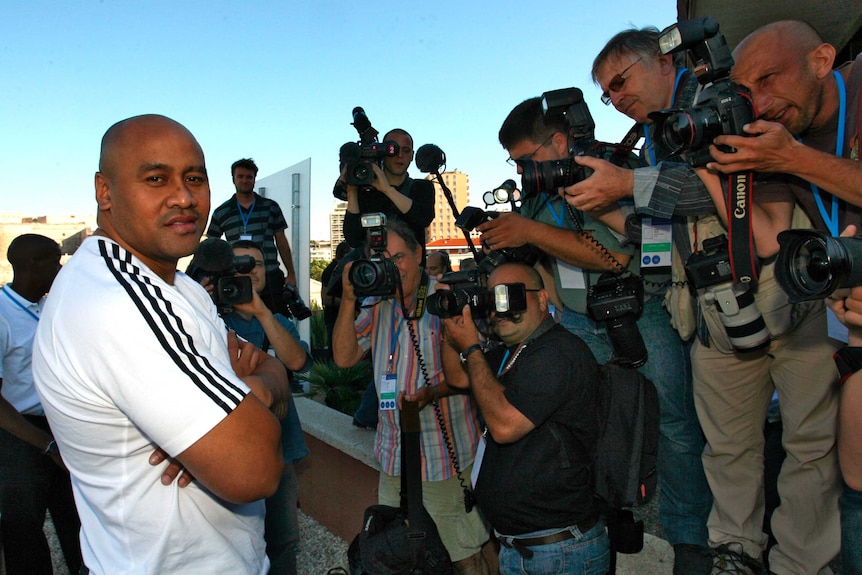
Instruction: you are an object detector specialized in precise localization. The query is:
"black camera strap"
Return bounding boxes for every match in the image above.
[724,172,758,283]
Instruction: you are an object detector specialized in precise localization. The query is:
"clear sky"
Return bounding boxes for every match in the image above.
[2,1,677,240]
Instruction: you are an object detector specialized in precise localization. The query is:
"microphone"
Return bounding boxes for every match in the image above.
[188,238,234,277]
[415,144,446,173]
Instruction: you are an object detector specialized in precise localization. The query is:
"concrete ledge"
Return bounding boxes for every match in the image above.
[295,396,377,469]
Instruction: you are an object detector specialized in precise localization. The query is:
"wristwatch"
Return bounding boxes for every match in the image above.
[835,346,862,385]
[459,344,483,364]
[43,439,59,457]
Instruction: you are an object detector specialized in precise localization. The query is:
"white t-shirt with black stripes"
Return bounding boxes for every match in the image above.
[33,236,268,575]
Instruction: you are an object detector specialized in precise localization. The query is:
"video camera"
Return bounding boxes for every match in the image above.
[647,17,755,167]
[334,107,400,198]
[685,235,770,352]
[282,284,312,321]
[348,213,399,298]
[775,229,862,302]
[187,238,255,312]
[517,87,601,200]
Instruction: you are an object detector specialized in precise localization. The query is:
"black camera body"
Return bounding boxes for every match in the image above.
[348,213,399,298]
[282,284,312,321]
[517,87,600,199]
[587,273,648,368]
[339,140,400,187]
[455,206,541,272]
[187,238,255,311]
[647,17,755,167]
[685,235,770,352]
[775,229,862,302]
[427,283,530,320]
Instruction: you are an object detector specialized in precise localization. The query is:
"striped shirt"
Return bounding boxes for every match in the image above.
[207,193,288,274]
[355,278,480,481]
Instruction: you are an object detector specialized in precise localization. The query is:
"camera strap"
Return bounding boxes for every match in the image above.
[724,172,758,283]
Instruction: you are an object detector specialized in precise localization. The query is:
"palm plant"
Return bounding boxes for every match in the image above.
[295,358,372,416]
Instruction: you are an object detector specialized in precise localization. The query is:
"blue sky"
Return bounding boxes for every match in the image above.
[2,1,677,240]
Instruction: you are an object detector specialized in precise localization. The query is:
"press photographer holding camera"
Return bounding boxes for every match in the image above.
[492,95,713,574]
[191,238,311,575]
[335,110,436,259]
[587,23,843,575]
[330,217,491,574]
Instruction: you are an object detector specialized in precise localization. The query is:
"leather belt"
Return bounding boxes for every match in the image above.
[498,515,598,559]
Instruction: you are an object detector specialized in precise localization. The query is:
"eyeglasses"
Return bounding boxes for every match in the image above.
[600,56,644,105]
[506,134,554,166]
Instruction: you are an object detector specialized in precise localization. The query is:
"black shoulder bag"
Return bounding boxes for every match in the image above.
[347,399,453,575]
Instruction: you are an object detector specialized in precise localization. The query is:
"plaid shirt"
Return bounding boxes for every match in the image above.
[355,278,480,481]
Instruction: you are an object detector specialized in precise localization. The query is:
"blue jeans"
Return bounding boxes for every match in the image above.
[841,482,862,575]
[497,521,609,575]
[561,298,712,546]
[265,462,300,575]
[353,380,379,428]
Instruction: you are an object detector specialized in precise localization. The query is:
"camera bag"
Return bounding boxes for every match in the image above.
[594,361,660,573]
[347,400,453,575]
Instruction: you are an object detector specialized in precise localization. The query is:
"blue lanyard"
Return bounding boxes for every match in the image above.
[645,68,688,166]
[237,196,257,234]
[387,291,419,373]
[544,195,565,227]
[2,286,39,322]
[804,70,846,237]
[497,349,510,377]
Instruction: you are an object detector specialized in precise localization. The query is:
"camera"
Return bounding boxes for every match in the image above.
[339,140,400,187]
[775,229,862,302]
[517,87,600,199]
[187,238,255,311]
[587,273,648,367]
[647,17,755,167]
[428,282,529,319]
[334,107,400,198]
[282,284,312,321]
[454,206,541,272]
[348,213,399,298]
[685,235,770,352]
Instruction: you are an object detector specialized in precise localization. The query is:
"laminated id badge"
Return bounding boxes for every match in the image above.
[379,373,398,411]
[641,217,672,268]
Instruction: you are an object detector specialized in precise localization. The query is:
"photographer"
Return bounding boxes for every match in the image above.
[196,239,311,575]
[707,21,862,235]
[337,129,436,258]
[589,27,842,575]
[491,96,712,574]
[441,263,607,574]
[331,218,491,574]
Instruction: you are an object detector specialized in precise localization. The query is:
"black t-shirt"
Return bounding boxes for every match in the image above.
[320,259,340,324]
[342,176,436,257]
[475,324,600,535]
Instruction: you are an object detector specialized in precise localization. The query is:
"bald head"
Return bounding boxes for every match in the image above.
[98,114,202,180]
[735,20,823,62]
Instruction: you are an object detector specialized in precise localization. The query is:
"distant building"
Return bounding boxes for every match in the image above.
[329,201,346,247]
[426,169,471,242]
[425,237,479,270]
[310,240,332,262]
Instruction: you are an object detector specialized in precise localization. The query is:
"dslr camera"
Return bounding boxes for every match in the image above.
[187,238,255,311]
[348,213,399,298]
[685,235,770,352]
[334,107,400,198]
[587,273,648,368]
[454,206,541,272]
[427,281,530,320]
[775,229,862,302]
[647,17,755,167]
[517,87,601,200]
[282,284,312,321]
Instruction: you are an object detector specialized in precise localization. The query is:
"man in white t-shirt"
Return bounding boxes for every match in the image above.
[32,114,289,575]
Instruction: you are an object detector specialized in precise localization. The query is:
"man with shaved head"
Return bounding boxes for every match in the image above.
[33,114,290,574]
[705,21,862,574]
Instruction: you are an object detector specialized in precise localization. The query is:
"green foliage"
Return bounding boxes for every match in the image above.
[310,258,330,282]
[309,309,328,350]
[296,359,372,416]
